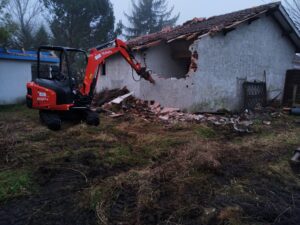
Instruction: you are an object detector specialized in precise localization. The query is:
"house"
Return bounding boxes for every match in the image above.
[0,48,58,105]
[96,2,300,112]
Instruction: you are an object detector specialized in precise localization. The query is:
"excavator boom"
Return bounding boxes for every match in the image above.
[81,39,155,96]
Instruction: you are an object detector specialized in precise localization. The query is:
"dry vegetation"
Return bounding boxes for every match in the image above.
[0,104,300,225]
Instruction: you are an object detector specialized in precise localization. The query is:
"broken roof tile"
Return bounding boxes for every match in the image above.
[127,2,280,49]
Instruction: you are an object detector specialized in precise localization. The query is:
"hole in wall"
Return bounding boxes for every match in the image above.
[143,40,198,79]
[169,40,198,79]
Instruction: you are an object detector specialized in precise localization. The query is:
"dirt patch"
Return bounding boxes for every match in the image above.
[109,185,138,224]
[213,176,300,225]
[0,167,95,225]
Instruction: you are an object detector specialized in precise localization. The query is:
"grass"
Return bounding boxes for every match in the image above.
[27,130,52,142]
[195,125,217,138]
[0,170,34,202]
[0,104,26,113]
[102,138,181,166]
[0,104,38,120]
[89,178,117,210]
[104,145,142,166]
[1,105,300,224]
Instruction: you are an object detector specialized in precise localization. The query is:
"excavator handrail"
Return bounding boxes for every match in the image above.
[38,45,86,53]
[94,40,115,51]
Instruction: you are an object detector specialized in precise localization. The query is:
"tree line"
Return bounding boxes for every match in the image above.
[0,0,179,50]
[0,0,298,50]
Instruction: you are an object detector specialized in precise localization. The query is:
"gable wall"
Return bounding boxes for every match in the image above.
[190,15,295,111]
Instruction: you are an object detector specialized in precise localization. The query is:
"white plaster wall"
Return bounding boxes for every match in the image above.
[191,15,295,111]
[95,53,142,95]
[0,60,32,105]
[97,15,296,112]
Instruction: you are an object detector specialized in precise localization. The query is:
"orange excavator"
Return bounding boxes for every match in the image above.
[26,39,155,130]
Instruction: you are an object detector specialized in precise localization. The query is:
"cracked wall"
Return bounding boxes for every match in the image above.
[96,15,295,112]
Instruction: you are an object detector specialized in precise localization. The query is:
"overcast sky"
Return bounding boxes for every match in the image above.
[110,0,279,25]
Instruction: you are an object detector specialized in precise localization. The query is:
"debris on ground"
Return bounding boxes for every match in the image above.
[291,148,300,163]
[110,92,134,104]
[92,87,130,107]
[263,120,271,126]
[95,87,284,133]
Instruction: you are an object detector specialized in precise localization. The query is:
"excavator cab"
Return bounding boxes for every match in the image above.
[34,46,88,105]
[27,46,99,131]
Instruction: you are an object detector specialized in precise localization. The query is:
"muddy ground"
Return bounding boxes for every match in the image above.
[1,105,300,225]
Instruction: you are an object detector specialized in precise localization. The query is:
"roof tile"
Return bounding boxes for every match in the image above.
[127,2,280,48]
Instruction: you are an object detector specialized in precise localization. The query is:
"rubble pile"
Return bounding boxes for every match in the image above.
[96,88,282,133]
[92,87,129,107]
[97,91,207,122]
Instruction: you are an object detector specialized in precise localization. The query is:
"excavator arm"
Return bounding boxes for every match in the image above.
[80,39,155,96]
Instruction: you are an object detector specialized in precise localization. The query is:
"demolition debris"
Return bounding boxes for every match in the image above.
[95,88,282,133]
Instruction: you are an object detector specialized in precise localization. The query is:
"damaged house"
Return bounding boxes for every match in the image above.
[97,2,300,112]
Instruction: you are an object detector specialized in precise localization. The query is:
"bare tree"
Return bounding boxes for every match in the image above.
[284,0,300,30]
[7,0,44,48]
[0,0,10,45]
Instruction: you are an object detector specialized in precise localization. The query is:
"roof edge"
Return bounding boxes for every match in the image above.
[0,56,59,63]
[127,2,282,49]
[279,5,300,39]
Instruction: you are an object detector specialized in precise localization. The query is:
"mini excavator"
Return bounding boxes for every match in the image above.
[26,39,155,130]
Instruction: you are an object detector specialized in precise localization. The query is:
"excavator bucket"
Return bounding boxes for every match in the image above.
[139,67,155,84]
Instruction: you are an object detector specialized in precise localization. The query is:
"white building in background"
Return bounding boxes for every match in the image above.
[0,48,58,105]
